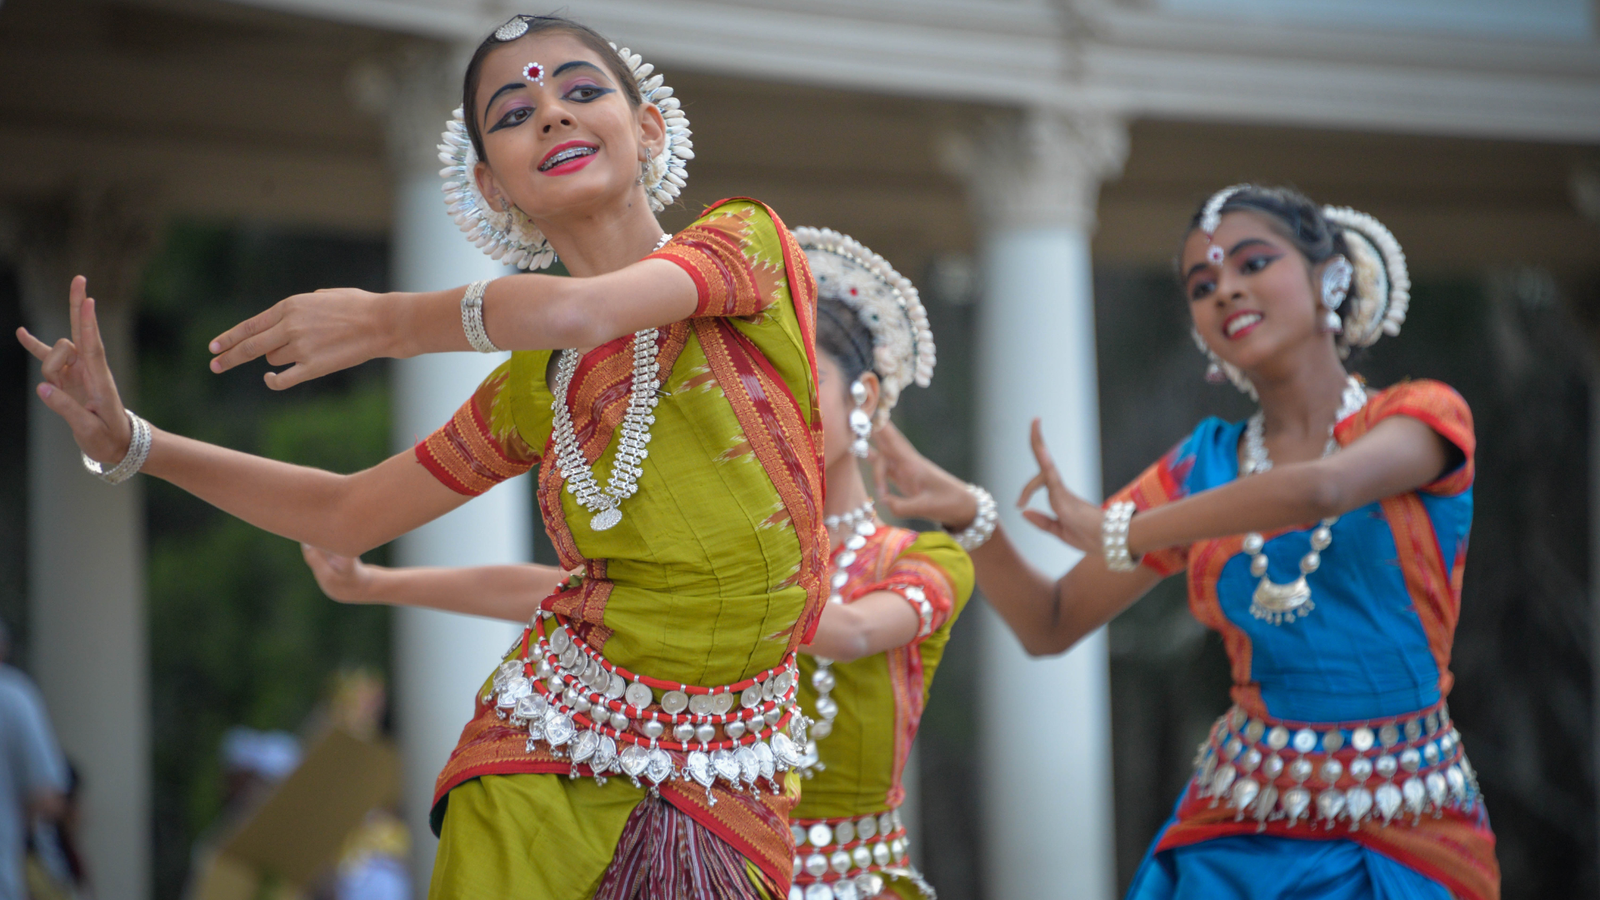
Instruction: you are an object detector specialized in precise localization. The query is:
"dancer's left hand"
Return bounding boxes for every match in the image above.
[209,288,390,390]
[1018,418,1105,554]
[301,543,375,603]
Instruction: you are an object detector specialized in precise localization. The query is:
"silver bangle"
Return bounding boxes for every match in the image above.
[460,279,501,353]
[948,484,998,552]
[1102,500,1139,572]
[82,409,151,485]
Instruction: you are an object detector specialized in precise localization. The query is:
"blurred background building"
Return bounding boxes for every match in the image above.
[1,0,1598,897]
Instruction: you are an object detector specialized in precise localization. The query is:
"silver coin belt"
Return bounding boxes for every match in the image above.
[1193,702,1481,830]
[489,612,809,804]
[788,809,916,900]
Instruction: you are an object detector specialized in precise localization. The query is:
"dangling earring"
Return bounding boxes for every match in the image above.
[637,148,654,186]
[1205,361,1226,384]
[848,380,873,459]
[1321,255,1353,334]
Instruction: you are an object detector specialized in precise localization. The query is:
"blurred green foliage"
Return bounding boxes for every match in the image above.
[135,221,393,900]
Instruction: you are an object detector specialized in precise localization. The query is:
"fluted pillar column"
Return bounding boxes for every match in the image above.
[11,187,158,900]
[954,108,1127,900]
[379,44,531,886]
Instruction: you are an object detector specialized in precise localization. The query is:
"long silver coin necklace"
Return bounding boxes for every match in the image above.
[800,500,877,772]
[1240,376,1367,625]
[549,233,671,532]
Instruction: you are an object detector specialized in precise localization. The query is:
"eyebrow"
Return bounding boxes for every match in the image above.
[483,82,526,119]
[552,60,604,78]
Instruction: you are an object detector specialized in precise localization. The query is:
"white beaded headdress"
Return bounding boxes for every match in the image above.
[794,227,936,426]
[1321,206,1410,353]
[438,19,693,270]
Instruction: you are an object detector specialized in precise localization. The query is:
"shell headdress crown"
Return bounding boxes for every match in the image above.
[437,26,692,270]
[793,226,936,425]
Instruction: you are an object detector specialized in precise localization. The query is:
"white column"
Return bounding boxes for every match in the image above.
[12,189,157,900]
[959,109,1128,900]
[380,48,530,886]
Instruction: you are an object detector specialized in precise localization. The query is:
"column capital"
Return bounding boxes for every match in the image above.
[4,184,161,373]
[944,108,1128,233]
[348,41,479,179]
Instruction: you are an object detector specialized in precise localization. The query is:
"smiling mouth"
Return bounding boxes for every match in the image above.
[1224,312,1263,338]
[539,145,597,171]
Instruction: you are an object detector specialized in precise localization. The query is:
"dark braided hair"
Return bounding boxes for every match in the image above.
[1183,185,1361,324]
[815,296,875,384]
[461,15,643,164]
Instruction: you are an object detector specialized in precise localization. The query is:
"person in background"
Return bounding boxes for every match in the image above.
[0,619,69,900]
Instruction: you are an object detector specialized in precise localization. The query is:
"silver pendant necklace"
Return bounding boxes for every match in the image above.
[549,233,671,532]
[799,506,877,773]
[1240,376,1367,625]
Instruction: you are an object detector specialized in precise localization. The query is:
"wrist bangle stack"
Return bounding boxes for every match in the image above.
[82,409,151,485]
[948,484,998,551]
[1102,500,1139,572]
[461,279,501,353]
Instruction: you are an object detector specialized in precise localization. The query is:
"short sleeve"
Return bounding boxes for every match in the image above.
[1,675,68,797]
[1106,439,1201,577]
[856,532,974,643]
[648,199,789,319]
[414,359,540,496]
[1338,379,1475,496]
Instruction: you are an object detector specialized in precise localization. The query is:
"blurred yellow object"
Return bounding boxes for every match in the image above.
[194,726,400,900]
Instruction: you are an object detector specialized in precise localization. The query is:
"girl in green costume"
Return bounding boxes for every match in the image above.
[23,13,831,899]
[303,230,977,900]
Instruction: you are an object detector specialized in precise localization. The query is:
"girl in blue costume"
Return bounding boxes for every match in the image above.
[871,185,1498,900]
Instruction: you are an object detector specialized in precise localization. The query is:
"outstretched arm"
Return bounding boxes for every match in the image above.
[872,424,1158,656]
[206,259,699,390]
[873,413,1452,656]
[301,547,566,622]
[19,277,469,556]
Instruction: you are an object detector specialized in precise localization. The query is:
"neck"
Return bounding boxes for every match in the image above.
[1249,340,1352,438]
[824,455,873,543]
[536,190,665,277]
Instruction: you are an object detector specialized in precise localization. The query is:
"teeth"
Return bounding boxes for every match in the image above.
[541,146,596,170]
[1226,313,1262,337]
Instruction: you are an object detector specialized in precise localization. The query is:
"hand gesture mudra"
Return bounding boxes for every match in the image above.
[1016,418,1106,554]
[301,543,374,604]
[870,422,980,529]
[16,276,134,466]
[208,286,389,390]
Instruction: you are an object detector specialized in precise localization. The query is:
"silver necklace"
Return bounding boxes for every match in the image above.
[798,510,878,773]
[823,499,876,533]
[1241,376,1367,625]
[549,233,671,532]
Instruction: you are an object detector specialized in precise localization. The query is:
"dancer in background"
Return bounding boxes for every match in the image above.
[304,227,975,900]
[21,15,826,898]
[871,185,1498,900]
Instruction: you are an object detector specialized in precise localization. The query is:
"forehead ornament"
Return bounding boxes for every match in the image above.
[793,227,936,427]
[1199,182,1252,266]
[438,33,692,270]
[495,16,530,41]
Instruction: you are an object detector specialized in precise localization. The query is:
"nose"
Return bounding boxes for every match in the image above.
[1212,268,1244,308]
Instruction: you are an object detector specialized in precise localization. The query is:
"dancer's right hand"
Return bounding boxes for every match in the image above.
[208,287,390,390]
[301,544,375,604]
[16,276,134,466]
[871,423,980,530]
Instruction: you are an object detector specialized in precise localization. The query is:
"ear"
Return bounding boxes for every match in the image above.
[857,371,882,415]
[637,102,667,160]
[472,161,508,213]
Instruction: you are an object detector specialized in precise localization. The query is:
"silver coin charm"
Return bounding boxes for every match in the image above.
[645,747,674,785]
[686,750,715,787]
[620,744,650,778]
